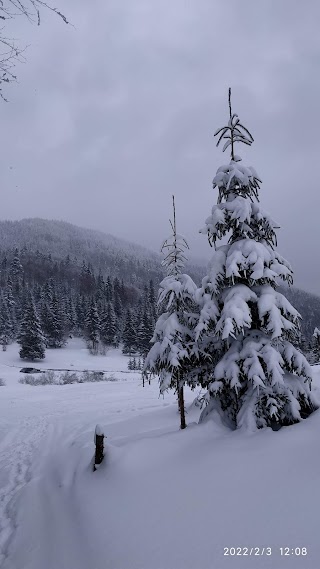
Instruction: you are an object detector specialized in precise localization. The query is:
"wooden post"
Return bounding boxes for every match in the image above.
[93,424,105,471]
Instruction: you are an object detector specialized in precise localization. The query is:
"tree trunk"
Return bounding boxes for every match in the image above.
[178,383,186,430]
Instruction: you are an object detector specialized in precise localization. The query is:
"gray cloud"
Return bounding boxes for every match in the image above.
[1,0,320,293]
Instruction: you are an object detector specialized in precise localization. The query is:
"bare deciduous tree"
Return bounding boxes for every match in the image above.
[0,1,69,100]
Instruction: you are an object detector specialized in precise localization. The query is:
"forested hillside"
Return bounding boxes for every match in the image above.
[0,218,163,287]
[0,218,319,360]
[0,218,206,285]
[0,219,205,358]
[279,285,320,338]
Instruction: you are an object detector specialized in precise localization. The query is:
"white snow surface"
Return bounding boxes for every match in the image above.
[0,338,320,569]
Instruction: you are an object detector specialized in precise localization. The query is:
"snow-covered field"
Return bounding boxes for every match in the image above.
[0,338,320,569]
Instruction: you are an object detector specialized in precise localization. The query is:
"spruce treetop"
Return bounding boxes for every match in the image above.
[212,89,261,204]
[158,195,197,311]
[160,195,189,278]
[215,88,253,156]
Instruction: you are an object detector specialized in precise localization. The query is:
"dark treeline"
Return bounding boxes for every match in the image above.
[0,247,157,359]
[0,244,319,363]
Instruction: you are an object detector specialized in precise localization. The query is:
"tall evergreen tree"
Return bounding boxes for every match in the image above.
[9,248,24,296]
[39,283,65,348]
[122,309,137,355]
[311,328,320,364]
[42,280,54,305]
[137,309,154,356]
[85,297,100,352]
[100,302,118,347]
[0,256,8,287]
[40,298,52,346]
[0,295,14,350]
[3,276,16,337]
[75,294,85,333]
[48,293,65,347]
[144,196,198,429]
[114,288,123,320]
[96,271,105,304]
[105,276,113,303]
[80,262,95,295]
[66,296,77,334]
[18,293,46,360]
[148,279,157,321]
[195,89,318,430]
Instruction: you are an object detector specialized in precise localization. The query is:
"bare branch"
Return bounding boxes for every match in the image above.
[0,0,69,100]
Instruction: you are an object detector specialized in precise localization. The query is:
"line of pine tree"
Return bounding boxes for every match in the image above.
[0,248,158,360]
[128,357,143,371]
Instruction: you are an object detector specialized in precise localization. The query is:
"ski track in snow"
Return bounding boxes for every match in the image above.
[0,415,50,565]
[17,426,95,569]
[0,358,184,568]
[0,402,182,569]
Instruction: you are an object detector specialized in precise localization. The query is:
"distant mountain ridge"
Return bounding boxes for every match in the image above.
[0,218,205,287]
[0,218,159,262]
[0,218,319,338]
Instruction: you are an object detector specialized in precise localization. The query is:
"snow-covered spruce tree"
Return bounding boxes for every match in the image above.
[9,249,24,297]
[122,309,137,355]
[85,298,100,354]
[49,293,66,347]
[137,309,154,357]
[144,196,198,429]
[0,295,14,350]
[311,328,320,364]
[196,89,318,430]
[100,302,118,347]
[18,293,46,360]
[65,297,77,336]
[3,277,17,337]
[148,280,157,321]
[41,293,65,348]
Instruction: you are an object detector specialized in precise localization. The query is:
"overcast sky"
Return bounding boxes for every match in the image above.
[1,0,320,293]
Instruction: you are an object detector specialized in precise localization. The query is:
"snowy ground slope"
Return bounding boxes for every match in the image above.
[0,340,320,569]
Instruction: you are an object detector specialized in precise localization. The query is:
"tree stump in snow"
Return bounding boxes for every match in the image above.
[93,424,105,471]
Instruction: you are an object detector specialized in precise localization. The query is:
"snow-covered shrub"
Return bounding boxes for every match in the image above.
[20,370,56,385]
[59,371,79,384]
[195,89,319,431]
[43,370,57,384]
[80,370,105,382]
[19,374,37,385]
[19,368,122,385]
[106,373,119,381]
[0,377,6,386]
